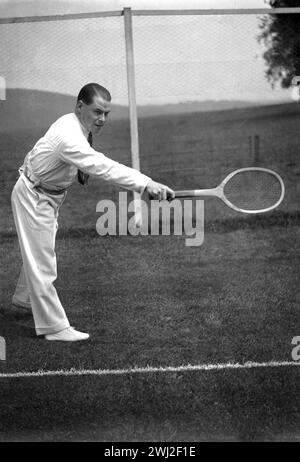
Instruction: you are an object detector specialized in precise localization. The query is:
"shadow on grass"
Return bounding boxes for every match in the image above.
[0,306,35,340]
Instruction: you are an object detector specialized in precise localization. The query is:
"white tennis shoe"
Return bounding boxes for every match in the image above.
[45,327,89,342]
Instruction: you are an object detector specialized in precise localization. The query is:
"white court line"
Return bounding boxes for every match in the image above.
[0,360,299,378]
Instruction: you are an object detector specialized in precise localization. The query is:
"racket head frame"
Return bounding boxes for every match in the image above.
[175,167,285,214]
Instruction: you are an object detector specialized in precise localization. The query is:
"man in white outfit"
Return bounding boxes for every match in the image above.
[11,83,174,342]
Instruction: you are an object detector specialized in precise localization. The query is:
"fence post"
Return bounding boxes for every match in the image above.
[248,135,252,163]
[123,7,142,228]
[254,134,260,165]
[249,134,260,165]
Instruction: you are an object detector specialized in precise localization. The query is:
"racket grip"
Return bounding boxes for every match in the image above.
[175,190,197,198]
[175,188,222,198]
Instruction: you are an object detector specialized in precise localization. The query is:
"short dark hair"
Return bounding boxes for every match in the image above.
[77,83,111,105]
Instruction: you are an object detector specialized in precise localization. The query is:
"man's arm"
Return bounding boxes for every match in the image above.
[59,136,174,199]
[59,139,149,194]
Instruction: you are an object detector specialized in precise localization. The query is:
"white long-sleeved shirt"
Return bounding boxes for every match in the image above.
[21,113,151,193]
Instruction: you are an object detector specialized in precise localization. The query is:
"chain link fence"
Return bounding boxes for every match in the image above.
[131,13,298,220]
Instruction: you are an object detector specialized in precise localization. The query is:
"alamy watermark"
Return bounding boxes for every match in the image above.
[96,192,204,247]
[291,76,300,101]
[0,76,6,101]
[291,336,300,361]
[0,336,6,361]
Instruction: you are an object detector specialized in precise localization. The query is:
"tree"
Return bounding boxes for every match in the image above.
[258,0,300,88]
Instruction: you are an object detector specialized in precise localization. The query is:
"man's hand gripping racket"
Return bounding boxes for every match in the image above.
[146,180,175,201]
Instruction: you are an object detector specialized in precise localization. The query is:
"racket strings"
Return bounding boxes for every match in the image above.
[223,170,283,212]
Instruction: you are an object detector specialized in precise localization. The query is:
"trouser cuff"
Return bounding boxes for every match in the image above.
[12,296,32,309]
[36,320,70,336]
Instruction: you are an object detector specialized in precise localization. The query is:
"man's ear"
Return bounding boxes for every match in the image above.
[76,100,84,112]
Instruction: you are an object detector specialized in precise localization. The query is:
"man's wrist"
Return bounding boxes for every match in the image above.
[144,179,152,193]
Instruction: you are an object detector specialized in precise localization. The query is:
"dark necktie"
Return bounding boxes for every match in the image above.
[78,131,92,185]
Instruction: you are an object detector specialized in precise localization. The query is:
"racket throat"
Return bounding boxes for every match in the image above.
[175,187,222,198]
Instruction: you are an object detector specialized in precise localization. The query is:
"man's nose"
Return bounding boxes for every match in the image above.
[98,113,106,123]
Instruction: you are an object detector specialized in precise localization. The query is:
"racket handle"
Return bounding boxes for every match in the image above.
[175,188,221,198]
[175,190,197,198]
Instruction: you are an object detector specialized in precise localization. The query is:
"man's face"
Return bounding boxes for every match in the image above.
[76,93,111,134]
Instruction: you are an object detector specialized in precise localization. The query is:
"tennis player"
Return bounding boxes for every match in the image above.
[11,83,175,342]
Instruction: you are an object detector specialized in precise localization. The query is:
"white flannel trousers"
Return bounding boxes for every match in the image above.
[11,173,70,335]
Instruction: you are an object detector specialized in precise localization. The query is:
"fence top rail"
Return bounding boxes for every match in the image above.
[133,7,300,15]
[0,10,123,24]
[0,7,299,24]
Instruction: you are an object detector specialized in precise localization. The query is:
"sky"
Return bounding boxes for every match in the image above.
[0,0,292,106]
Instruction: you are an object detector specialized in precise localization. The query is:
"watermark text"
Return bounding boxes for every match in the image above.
[0,76,6,101]
[96,192,204,247]
[291,336,300,361]
[0,336,6,361]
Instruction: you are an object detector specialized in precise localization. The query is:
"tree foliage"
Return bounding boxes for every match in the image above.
[258,0,300,88]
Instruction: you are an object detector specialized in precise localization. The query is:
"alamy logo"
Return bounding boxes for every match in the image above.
[291,76,300,86]
[0,336,6,361]
[96,192,204,247]
[0,76,6,101]
[291,336,300,361]
[291,76,300,101]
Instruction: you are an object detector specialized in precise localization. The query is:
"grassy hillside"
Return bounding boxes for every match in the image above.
[0,89,130,133]
[0,88,263,134]
[1,101,299,233]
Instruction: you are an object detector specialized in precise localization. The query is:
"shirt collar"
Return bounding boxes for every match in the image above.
[74,112,89,139]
